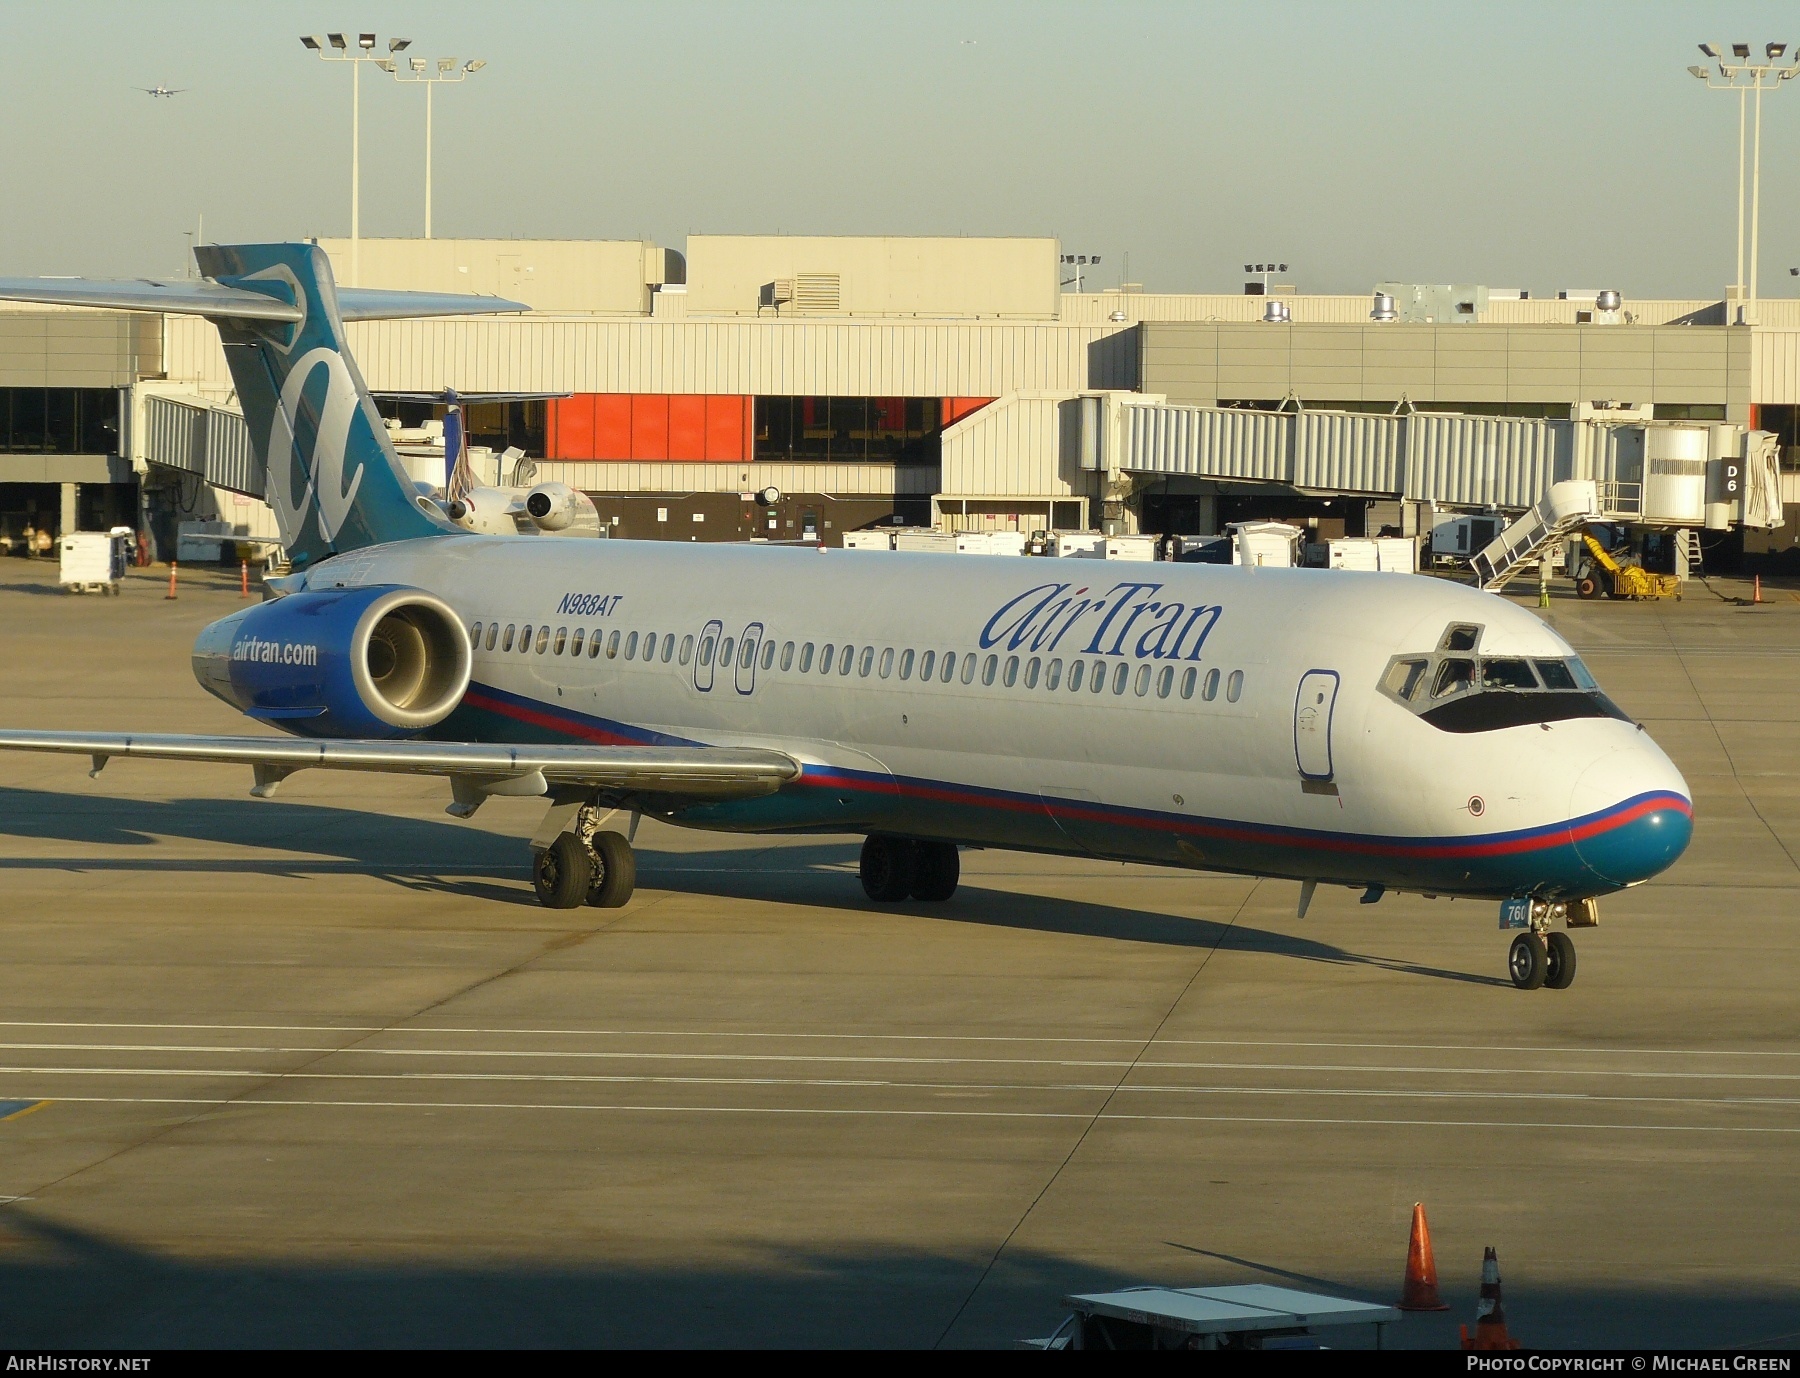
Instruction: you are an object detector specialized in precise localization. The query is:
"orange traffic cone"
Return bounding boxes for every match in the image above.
[1398,1202,1450,1310]
[164,560,178,600]
[1460,1245,1521,1351]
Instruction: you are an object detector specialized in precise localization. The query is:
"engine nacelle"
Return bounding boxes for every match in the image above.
[191,585,472,739]
[523,482,603,536]
[445,487,528,536]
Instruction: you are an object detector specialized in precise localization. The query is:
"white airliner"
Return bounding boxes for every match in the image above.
[0,245,1693,990]
[139,85,187,98]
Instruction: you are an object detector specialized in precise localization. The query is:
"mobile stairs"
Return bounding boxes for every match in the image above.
[1469,480,1617,592]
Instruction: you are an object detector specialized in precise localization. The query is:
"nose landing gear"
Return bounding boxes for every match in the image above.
[1505,900,1591,989]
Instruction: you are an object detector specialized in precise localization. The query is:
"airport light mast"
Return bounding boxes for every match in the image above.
[1687,42,1800,317]
[377,55,488,239]
[300,32,413,285]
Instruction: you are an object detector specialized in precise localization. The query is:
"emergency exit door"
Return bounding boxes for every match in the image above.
[1294,669,1340,781]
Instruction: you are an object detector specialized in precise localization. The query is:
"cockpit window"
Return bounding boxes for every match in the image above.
[1440,625,1481,652]
[1379,634,1627,733]
[1481,658,1538,690]
[1432,658,1475,697]
[1534,658,1577,690]
[1384,658,1429,700]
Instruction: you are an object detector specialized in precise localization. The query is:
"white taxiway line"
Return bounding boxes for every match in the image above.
[6,1092,1798,1135]
[0,1021,1792,1060]
[1,1042,1795,1082]
[2,1065,1796,1110]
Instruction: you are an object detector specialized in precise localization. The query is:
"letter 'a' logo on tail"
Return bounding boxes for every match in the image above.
[194,243,449,569]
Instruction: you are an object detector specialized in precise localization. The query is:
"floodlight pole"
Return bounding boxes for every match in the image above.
[1689,47,1799,312]
[301,35,412,284]
[382,59,486,239]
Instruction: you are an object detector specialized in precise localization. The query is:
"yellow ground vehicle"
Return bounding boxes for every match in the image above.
[1575,530,1681,601]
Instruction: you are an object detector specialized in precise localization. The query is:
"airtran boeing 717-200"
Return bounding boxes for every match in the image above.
[0,244,1692,989]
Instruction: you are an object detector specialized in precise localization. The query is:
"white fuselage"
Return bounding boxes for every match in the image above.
[290,535,1693,900]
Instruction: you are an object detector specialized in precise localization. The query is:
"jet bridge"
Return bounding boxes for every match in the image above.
[1086,398,1782,534]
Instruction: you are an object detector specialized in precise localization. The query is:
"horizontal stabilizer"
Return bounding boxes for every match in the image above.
[0,730,800,800]
[0,276,526,321]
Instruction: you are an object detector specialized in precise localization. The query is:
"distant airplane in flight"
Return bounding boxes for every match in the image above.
[139,85,186,98]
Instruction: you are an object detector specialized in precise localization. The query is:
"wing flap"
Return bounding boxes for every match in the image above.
[0,730,798,800]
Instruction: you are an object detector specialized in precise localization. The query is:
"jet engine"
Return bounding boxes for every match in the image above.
[190,585,472,739]
[522,482,603,536]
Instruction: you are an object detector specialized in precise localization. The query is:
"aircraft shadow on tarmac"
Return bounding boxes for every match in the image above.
[0,1212,1793,1350]
[0,785,1505,985]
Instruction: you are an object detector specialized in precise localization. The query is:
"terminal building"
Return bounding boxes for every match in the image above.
[2,234,1797,564]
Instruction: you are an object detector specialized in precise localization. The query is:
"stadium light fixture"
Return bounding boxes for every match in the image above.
[1687,40,1798,309]
[381,53,489,239]
[301,33,414,283]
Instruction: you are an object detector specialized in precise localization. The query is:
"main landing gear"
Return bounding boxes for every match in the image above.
[860,835,960,903]
[1505,898,1595,990]
[532,805,637,910]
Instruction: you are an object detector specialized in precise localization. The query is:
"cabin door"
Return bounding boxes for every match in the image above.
[1293,669,1340,781]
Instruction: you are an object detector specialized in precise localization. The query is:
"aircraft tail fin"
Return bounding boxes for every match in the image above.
[0,244,527,570]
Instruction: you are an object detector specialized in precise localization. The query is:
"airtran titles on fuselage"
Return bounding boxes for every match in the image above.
[555,592,624,617]
[980,581,1222,661]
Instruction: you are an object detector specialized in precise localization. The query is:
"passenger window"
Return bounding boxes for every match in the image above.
[624,631,639,660]
[1482,658,1538,690]
[740,639,755,670]
[858,646,874,677]
[761,640,775,671]
[798,642,814,673]
[589,630,604,658]
[818,643,834,673]
[607,630,621,658]
[519,624,532,652]
[552,627,568,656]
[1226,669,1244,702]
[1045,658,1062,691]
[1023,657,1039,689]
[1433,658,1475,697]
[535,626,551,654]
[839,645,854,675]
[469,621,482,645]
[569,628,585,658]
[1002,656,1019,687]
[680,635,695,665]
[1536,658,1577,690]
[719,636,735,668]
[898,649,914,680]
[1156,666,1174,698]
[1112,662,1129,695]
[1090,660,1107,693]
[641,632,656,661]
[878,648,894,678]
[1068,660,1085,692]
[1384,658,1429,700]
[918,650,934,681]
[700,635,716,667]
[1134,664,1151,696]
[663,636,676,664]
[486,625,499,651]
[502,624,516,652]
[1180,667,1197,699]
[1203,668,1219,700]
[1440,625,1481,652]
[981,654,998,686]
[781,641,795,671]
[959,654,976,685]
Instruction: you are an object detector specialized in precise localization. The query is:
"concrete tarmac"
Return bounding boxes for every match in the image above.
[0,558,1795,1348]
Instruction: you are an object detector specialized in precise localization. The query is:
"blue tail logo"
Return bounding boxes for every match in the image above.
[194,243,451,570]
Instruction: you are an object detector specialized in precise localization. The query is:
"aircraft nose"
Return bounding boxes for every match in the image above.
[1566,743,1693,889]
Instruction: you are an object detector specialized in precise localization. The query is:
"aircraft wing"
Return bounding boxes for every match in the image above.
[0,277,527,322]
[0,730,800,812]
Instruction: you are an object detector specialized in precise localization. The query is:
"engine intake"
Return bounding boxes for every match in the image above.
[192,585,472,739]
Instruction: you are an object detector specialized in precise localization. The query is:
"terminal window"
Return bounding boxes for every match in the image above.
[0,388,119,454]
[755,397,943,464]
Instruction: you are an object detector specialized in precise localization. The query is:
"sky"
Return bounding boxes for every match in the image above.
[3,0,1800,299]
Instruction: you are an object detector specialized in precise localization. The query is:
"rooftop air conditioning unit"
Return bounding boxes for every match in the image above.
[758,279,794,310]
